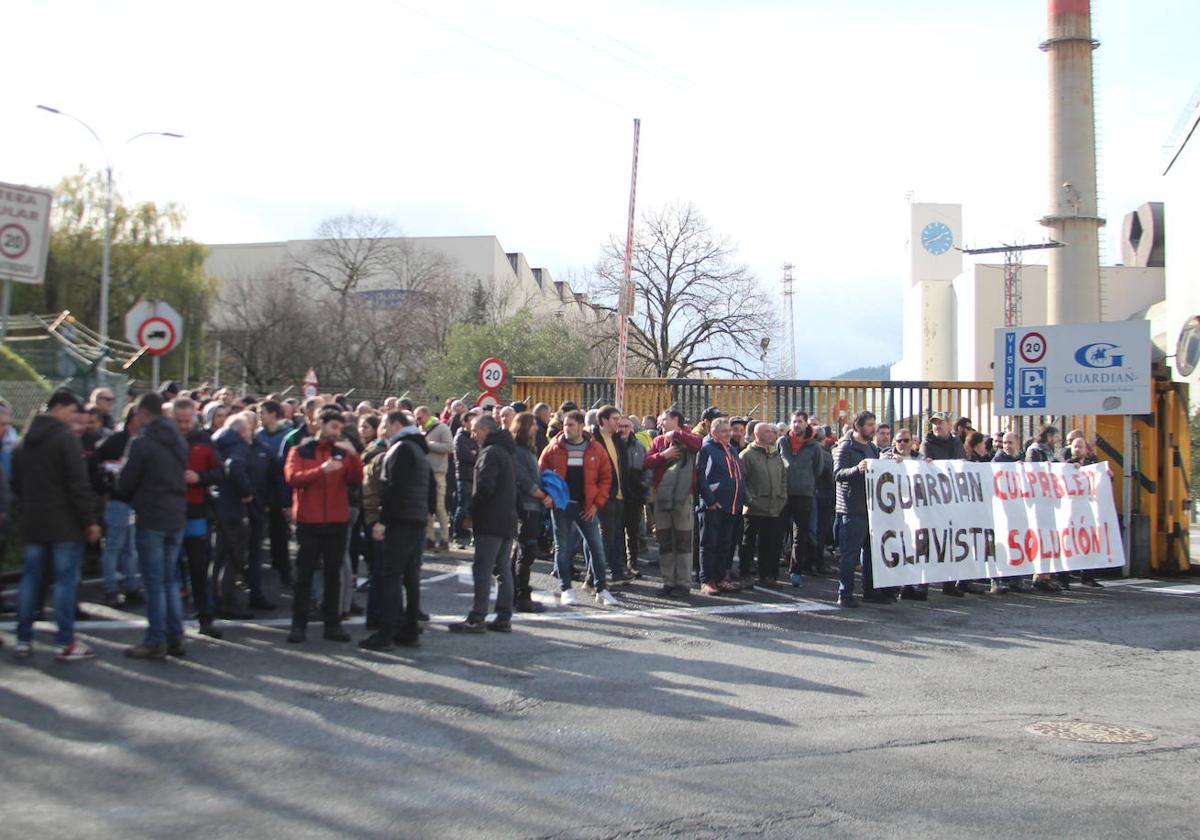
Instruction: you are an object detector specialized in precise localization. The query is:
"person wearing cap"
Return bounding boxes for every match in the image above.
[694,406,723,439]
[919,412,965,461]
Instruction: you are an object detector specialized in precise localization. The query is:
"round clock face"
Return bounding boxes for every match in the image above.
[921,221,953,256]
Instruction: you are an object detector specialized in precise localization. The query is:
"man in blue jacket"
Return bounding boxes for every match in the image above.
[255,399,292,586]
[696,418,744,596]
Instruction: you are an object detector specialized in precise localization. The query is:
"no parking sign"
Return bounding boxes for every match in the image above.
[125,300,183,355]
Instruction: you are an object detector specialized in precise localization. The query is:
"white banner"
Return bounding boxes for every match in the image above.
[865,459,1124,587]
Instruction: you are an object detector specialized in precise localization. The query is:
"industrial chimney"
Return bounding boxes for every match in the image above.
[1041,0,1104,324]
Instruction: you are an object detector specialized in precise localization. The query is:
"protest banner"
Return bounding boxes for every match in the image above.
[865,458,1124,587]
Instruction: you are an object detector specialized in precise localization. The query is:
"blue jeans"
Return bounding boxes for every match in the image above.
[16,542,83,645]
[835,513,872,597]
[102,500,139,594]
[552,503,608,593]
[587,498,626,582]
[452,480,473,541]
[137,527,185,646]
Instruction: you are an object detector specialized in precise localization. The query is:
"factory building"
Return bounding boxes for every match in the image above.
[203,235,603,328]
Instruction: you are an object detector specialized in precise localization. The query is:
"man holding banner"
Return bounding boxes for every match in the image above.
[832,411,883,608]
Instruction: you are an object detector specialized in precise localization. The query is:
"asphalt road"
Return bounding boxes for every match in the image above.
[2,547,1198,840]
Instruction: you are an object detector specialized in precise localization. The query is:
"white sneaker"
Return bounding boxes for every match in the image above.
[559,589,578,607]
[596,589,618,607]
[55,642,96,662]
[14,642,32,659]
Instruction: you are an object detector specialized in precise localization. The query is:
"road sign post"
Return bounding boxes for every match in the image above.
[125,300,183,356]
[0,182,54,343]
[478,358,507,393]
[302,368,319,398]
[993,321,1151,416]
[476,357,506,408]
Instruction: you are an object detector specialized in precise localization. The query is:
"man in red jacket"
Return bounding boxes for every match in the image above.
[284,408,363,643]
[538,410,617,607]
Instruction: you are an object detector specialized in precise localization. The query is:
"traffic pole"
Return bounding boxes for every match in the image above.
[614,117,640,413]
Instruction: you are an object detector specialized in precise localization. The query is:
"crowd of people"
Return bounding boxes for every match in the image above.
[0,384,1107,662]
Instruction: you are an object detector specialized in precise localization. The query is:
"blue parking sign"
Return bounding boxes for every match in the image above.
[1018,367,1046,409]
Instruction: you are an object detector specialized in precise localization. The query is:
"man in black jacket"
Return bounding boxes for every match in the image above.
[451,415,518,634]
[360,411,432,651]
[12,390,102,661]
[118,393,191,659]
[919,412,965,461]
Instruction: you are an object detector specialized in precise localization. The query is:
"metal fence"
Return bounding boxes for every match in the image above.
[0,380,53,428]
[512,376,1095,439]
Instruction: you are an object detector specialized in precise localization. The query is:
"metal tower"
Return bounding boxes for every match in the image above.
[781,263,797,378]
[959,241,1064,327]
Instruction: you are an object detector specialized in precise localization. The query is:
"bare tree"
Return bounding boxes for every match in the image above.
[592,203,776,378]
[211,270,322,392]
[289,213,399,314]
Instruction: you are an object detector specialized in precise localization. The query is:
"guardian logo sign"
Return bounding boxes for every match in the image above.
[994,321,1150,416]
[1074,342,1124,369]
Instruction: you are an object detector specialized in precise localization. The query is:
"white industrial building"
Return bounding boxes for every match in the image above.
[890,201,1167,383]
[203,235,603,326]
[1154,94,1200,400]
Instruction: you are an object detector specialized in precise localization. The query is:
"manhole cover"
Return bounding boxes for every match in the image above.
[1025,721,1156,744]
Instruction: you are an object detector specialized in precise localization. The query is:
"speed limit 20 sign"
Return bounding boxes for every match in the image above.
[478,358,507,392]
[0,182,53,285]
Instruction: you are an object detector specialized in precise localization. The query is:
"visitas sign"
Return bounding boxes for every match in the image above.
[993,320,1151,416]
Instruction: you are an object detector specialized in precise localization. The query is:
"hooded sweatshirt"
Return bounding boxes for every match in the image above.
[778,426,826,497]
[11,413,97,542]
[117,415,189,531]
[212,426,254,522]
[379,425,433,525]
[471,428,518,539]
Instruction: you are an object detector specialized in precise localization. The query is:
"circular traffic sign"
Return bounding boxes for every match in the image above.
[137,316,177,356]
[478,357,507,392]
[475,391,501,409]
[0,223,30,260]
[1019,331,1047,364]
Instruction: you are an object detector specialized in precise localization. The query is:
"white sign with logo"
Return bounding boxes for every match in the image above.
[0,181,54,284]
[125,299,184,356]
[993,320,1151,416]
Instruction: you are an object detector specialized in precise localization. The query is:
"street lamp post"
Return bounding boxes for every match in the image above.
[36,105,182,352]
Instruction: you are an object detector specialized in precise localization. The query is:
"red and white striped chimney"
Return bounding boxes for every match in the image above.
[1041,0,1104,324]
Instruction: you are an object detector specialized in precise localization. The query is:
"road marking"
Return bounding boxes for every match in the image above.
[1141,584,1200,596]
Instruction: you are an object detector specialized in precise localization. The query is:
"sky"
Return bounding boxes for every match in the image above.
[5,0,1198,377]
